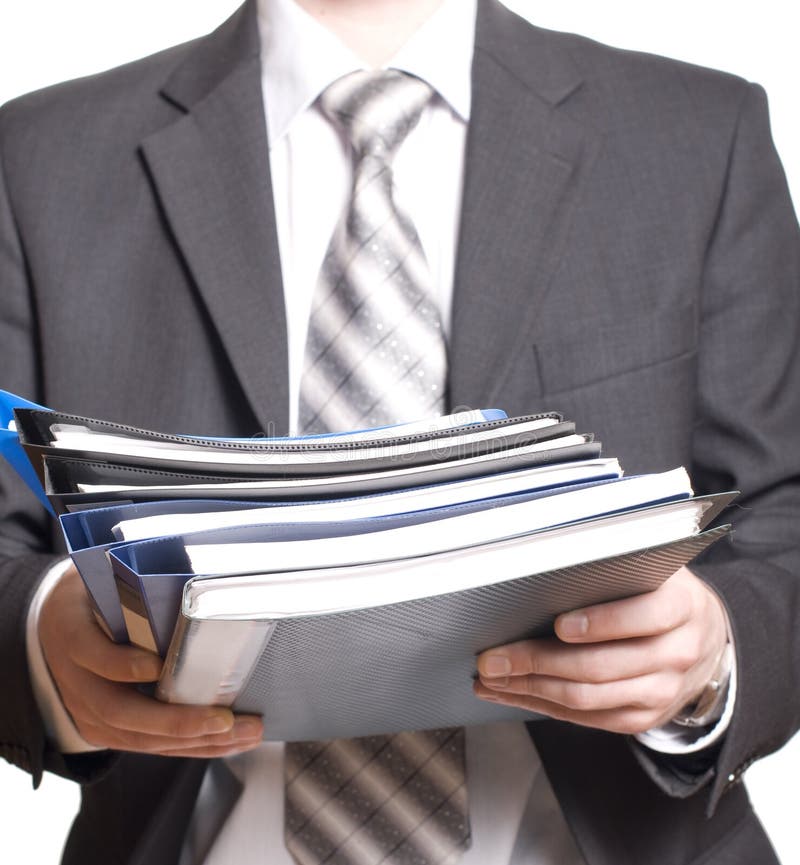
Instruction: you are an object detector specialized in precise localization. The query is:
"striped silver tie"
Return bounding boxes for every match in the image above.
[286,71,469,865]
[285,729,469,865]
[298,69,448,433]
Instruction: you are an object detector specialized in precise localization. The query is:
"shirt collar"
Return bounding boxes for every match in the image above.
[257,0,476,145]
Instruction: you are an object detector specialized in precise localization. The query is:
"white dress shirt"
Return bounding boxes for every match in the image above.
[188,1,586,862]
[265,0,467,434]
[25,1,734,862]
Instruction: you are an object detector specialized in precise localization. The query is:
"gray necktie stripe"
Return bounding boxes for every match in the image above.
[310,200,442,363]
[289,69,468,865]
[298,70,447,435]
[305,287,442,396]
[326,76,430,160]
[300,333,441,432]
[302,256,446,430]
[287,731,468,865]
[309,247,435,366]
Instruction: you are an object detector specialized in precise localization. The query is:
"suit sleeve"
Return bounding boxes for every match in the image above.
[0,108,112,787]
[635,82,800,814]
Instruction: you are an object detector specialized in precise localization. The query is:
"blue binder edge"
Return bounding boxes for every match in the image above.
[108,476,630,656]
[0,389,55,515]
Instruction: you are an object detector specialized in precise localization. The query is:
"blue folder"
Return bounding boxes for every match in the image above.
[109,477,630,656]
[61,499,277,642]
[0,389,55,514]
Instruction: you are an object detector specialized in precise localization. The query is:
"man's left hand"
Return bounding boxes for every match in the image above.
[474,566,729,734]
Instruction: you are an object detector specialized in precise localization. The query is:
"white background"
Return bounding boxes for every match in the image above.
[0,2,797,863]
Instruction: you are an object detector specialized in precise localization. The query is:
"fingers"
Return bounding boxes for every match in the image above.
[473,681,671,735]
[553,570,697,643]
[68,622,163,683]
[474,566,731,733]
[475,637,704,732]
[55,660,265,755]
[41,565,163,684]
[78,708,264,755]
[152,742,266,759]
[56,654,266,755]
[63,670,232,737]
[38,563,265,757]
[477,627,706,684]
[478,669,686,713]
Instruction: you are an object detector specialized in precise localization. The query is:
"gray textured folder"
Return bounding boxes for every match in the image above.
[158,527,727,741]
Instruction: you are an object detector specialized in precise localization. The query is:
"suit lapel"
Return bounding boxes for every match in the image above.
[141,1,289,433]
[450,0,599,412]
[138,0,596,429]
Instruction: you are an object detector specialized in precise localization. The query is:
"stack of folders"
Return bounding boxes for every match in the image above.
[0,390,735,741]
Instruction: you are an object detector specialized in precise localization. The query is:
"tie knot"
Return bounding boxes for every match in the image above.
[319,70,433,161]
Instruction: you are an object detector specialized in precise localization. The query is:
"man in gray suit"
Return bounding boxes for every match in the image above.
[1,1,798,863]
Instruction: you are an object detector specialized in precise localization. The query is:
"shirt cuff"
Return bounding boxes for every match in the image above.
[635,646,738,755]
[25,558,102,754]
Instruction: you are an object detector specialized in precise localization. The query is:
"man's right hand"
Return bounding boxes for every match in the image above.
[39,564,264,757]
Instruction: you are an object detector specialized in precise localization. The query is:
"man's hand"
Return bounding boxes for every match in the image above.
[474,566,729,734]
[39,564,264,756]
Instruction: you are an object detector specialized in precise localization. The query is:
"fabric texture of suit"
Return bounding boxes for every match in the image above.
[1,2,799,863]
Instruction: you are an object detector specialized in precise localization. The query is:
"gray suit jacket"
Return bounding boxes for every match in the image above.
[1,2,798,863]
